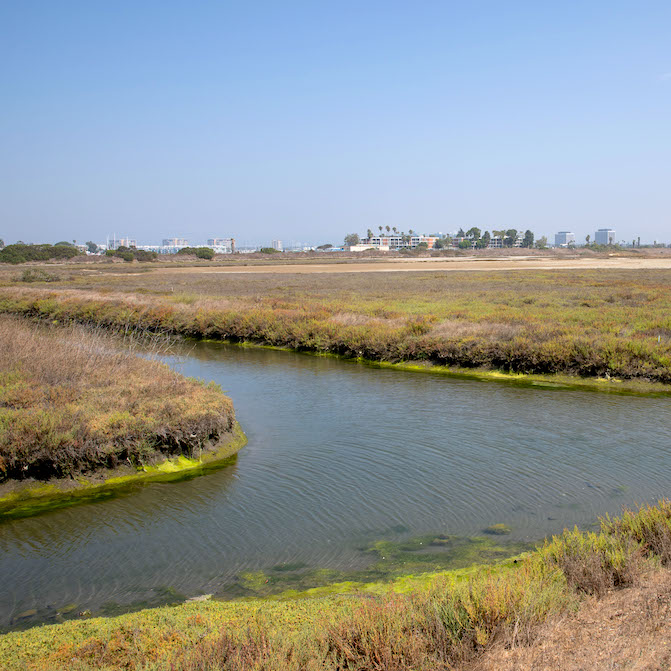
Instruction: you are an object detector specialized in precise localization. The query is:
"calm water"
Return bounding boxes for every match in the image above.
[0,342,669,627]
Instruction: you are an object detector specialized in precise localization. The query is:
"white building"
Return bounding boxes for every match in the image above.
[555,231,576,247]
[360,235,438,250]
[595,228,616,245]
[162,238,189,247]
[271,240,283,251]
[207,238,235,252]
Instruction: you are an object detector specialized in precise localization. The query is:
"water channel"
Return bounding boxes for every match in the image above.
[1,341,669,628]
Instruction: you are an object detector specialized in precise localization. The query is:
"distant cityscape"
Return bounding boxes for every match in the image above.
[64,227,668,255]
[97,235,305,254]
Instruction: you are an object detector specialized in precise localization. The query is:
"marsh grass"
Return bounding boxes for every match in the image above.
[1,267,671,384]
[0,315,235,480]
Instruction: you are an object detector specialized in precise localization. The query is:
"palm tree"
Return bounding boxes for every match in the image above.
[385,225,391,234]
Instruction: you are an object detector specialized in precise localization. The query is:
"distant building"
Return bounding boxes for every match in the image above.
[207,238,235,252]
[595,228,616,245]
[359,235,438,250]
[271,240,283,251]
[108,236,137,250]
[162,238,189,247]
[554,231,576,247]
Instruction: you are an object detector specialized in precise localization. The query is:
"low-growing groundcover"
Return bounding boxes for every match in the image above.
[2,501,671,670]
[0,315,237,482]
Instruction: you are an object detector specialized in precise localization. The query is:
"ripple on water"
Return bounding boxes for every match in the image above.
[1,343,670,627]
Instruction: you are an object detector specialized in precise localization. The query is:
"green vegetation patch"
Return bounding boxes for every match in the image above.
[0,243,81,264]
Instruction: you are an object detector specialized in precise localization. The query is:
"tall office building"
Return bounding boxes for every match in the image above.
[554,231,575,247]
[594,229,615,245]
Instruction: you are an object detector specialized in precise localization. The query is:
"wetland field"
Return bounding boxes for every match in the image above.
[1,261,671,387]
[1,260,671,669]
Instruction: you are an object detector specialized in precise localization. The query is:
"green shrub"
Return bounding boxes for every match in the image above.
[176,247,216,260]
[601,500,671,565]
[0,243,81,264]
[105,247,157,262]
[537,527,642,596]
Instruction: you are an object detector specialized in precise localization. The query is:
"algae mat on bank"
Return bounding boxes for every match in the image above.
[0,555,531,670]
[0,422,247,521]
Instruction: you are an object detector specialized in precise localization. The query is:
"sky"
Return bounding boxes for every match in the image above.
[1,1,670,247]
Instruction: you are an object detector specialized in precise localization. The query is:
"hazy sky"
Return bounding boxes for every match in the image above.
[2,1,670,246]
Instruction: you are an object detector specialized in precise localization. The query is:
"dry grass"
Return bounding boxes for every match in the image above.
[0,315,235,480]
[472,567,671,671]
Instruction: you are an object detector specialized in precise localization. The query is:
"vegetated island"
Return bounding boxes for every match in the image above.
[0,315,246,520]
[1,263,671,394]
[2,500,671,669]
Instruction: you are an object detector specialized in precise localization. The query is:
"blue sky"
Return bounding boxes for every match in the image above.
[1,1,670,246]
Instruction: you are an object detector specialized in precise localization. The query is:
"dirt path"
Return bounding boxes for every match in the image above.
[156,256,671,275]
[471,569,671,671]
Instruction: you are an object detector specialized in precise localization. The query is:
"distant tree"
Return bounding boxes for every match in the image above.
[585,234,591,245]
[492,230,505,239]
[458,239,471,249]
[317,243,333,250]
[522,230,534,248]
[466,227,481,240]
[0,239,4,249]
[385,225,391,234]
[481,231,491,248]
[504,229,518,247]
[415,241,429,250]
[85,241,98,253]
[344,233,360,246]
[457,228,466,238]
[433,238,444,249]
[408,229,414,236]
[54,241,75,247]
[259,247,281,254]
[176,246,215,259]
[378,225,383,234]
[0,243,81,264]
[366,229,373,240]
[535,236,548,249]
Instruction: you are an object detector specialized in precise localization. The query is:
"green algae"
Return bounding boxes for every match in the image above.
[218,532,534,601]
[197,337,671,397]
[483,523,513,535]
[361,359,671,396]
[0,422,247,522]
